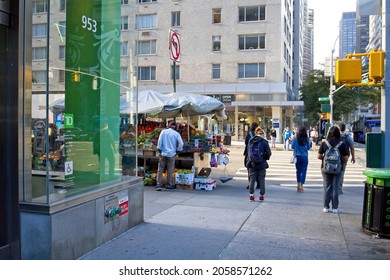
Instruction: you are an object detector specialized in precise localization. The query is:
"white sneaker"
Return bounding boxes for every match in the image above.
[332,208,340,214]
[323,208,330,213]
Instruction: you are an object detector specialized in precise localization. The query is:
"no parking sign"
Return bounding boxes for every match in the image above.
[169,30,181,62]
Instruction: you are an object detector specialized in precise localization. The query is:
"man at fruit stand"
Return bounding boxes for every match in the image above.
[156,122,184,191]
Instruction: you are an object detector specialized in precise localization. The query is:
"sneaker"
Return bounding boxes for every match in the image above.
[166,185,176,190]
[249,194,255,201]
[259,195,264,201]
[156,185,164,191]
[323,208,330,213]
[332,208,340,214]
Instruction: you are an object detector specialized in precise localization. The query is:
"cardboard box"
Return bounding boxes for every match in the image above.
[143,150,156,156]
[175,173,194,185]
[194,177,214,184]
[175,184,194,190]
[195,180,216,191]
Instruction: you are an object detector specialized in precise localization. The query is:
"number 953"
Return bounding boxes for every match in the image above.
[82,15,97,33]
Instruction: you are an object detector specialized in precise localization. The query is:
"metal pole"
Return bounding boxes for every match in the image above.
[382,0,390,168]
[330,48,334,126]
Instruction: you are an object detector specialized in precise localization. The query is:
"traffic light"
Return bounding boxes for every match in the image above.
[71,71,80,82]
[369,49,385,82]
[335,58,362,83]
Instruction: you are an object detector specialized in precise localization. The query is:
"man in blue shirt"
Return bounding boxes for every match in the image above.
[156,122,184,191]
[283,127,292,151]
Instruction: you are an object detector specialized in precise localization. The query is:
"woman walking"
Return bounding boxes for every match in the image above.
[317,125,348,213]
[291,126,312,192]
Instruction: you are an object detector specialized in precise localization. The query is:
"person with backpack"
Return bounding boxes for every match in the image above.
[244,122,259,190]
[246,127,272,202]
[291,126,312,192]
[317,126,349,214]
[338,123,355,194]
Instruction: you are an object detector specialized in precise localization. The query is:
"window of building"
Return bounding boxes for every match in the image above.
[32,70,47,83]
[137,40,157,55]
[59,45,65,59]
[121,16,129,30]
[32,0,47,14]
[239,5,266,22]
[138,0,157,3]
[212,64,221,79]
[58,21,66,37]
[59,0,66,11]
[238,34,265,50]
[138,66,156,80]
[58,70,65,83]
[171,11,181,27]
[213,8,221,24]
[121,0,129,4]
[32,23,47,37]
[238,63,265,78]
[120,41,128,56]
[120,67,128,82]
[32,47,46,60]
[136,14,157,30]
[171,65,180,80]
[212,36,221,52]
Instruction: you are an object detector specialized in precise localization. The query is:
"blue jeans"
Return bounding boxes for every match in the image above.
[284,138,290,150]
[248,168,266,195]
[295,156,308,184]
[321,170,342,209]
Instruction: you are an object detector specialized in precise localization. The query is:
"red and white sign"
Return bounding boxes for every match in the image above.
[170,30,181,62]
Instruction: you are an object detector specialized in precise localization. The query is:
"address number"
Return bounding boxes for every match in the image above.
[82,15,97,33]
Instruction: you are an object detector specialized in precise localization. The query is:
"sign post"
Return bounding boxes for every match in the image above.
[169,30,181,92]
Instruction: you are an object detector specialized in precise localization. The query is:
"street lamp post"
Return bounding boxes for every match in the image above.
[329,36,339,126]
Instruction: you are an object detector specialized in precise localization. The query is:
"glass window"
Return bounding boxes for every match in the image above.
[121,16,129,30]
[212,36,221,52]
[32,23,47,37]
[136,14,157,30]
[213,8,221,24]
[59,45,65,59]
[58,21,66,37]
[138,0,157,3]
[58,70,65,83]
[171,11,181,27]
[32,0,47,14]
[121,0,129,4]
[120,67,128,82]
[138,66,156,80]
[238,63,265,78]
[212,64,220,79]
[238,34,265,50]
[32,47,46,60]
[59,0,66,11]
[32,70,47,83]
[239,5,266,22]
[137,40,156,55]
[120,41,128,56]
[171,65,180,80]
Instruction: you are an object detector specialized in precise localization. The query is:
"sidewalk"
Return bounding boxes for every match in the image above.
[80,143,390,260]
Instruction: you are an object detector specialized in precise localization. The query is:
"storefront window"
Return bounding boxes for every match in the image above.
[26,0,139,204]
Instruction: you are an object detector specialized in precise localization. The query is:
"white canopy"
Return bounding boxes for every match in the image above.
[50,90,227,119]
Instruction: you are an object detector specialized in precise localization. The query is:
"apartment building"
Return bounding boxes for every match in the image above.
[31,0,305,141]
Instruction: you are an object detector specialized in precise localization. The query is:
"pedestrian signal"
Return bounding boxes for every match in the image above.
[335,59,362,83]
[369,49,385,82]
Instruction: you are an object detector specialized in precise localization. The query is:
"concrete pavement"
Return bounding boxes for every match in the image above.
[80,142,390,260]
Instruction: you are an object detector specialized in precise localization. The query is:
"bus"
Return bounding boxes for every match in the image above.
[352,114,381,143]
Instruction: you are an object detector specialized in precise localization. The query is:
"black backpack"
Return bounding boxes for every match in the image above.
[322,140,342,174]
[247,140,264,165]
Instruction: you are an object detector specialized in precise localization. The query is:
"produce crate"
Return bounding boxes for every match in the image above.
[175,173,194,185]
[175,184,194,190]
[195,180,216,191]
[143,150,156,156]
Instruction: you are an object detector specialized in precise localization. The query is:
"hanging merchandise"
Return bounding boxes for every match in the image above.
[219,155,232,183]
[210,153,218,167]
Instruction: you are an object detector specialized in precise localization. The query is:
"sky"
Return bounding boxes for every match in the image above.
[308,0,358,69]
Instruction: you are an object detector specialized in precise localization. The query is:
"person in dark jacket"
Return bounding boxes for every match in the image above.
[243,122,259,189]
[246,127,272,202]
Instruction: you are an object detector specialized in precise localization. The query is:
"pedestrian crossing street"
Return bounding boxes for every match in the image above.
[232,148,367,188]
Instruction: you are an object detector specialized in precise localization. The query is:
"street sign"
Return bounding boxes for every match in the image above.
[318,97,330,101]
[170,30,181,62]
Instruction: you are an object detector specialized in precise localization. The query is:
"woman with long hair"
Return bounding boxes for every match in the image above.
[291,126,312,192]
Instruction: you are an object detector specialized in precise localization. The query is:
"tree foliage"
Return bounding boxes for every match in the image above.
[299,69,380,126]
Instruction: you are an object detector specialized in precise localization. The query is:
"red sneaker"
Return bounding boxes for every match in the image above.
[249,195,255,201]
[259,195,264,201]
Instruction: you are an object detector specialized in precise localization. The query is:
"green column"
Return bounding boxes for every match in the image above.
[65,0,120,185]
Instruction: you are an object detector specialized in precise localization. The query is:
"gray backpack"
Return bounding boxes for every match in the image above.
[322,140,342,174]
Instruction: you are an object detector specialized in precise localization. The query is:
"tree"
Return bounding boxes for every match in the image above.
[299,69,380,126]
